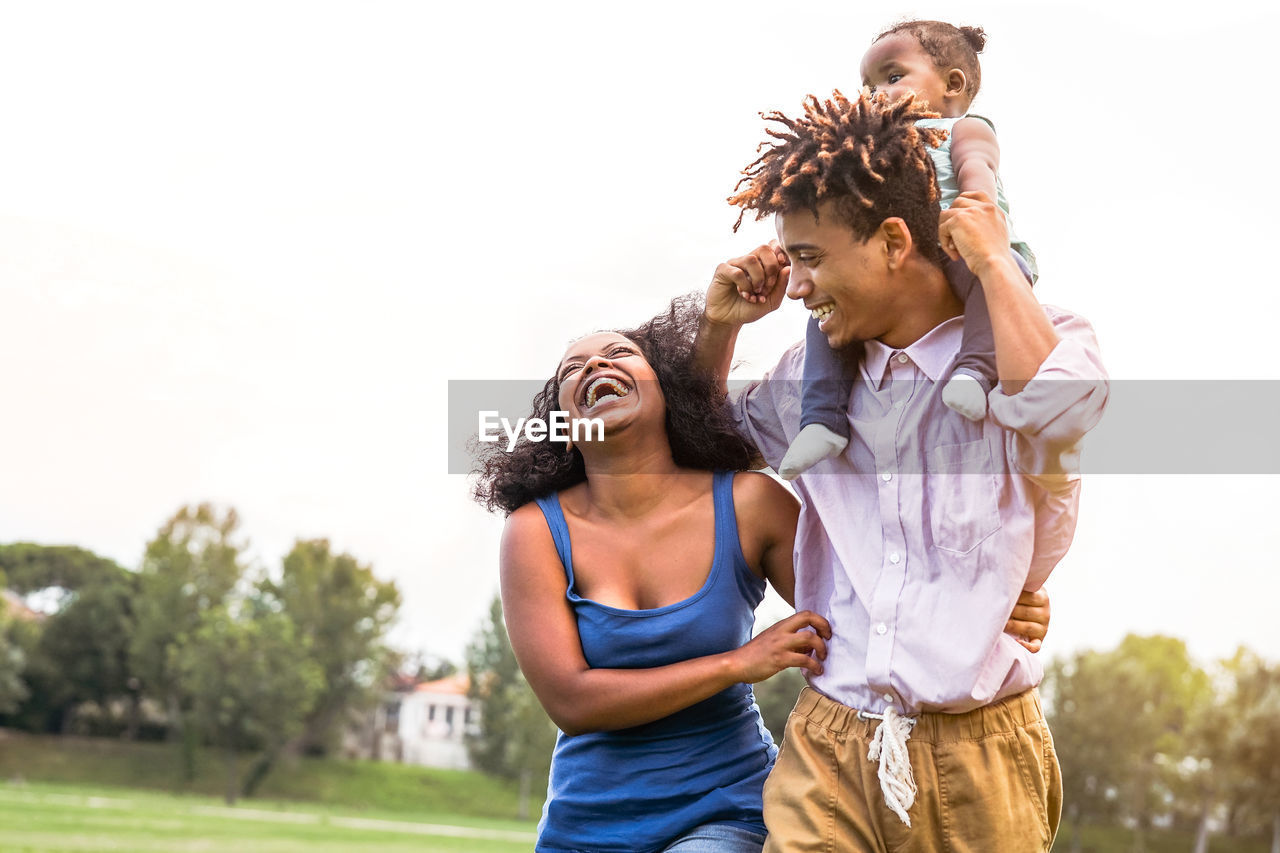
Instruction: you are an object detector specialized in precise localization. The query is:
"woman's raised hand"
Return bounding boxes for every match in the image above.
[705,242,791,328]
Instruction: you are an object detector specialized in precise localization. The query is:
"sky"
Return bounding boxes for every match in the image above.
[1,1,1277,672]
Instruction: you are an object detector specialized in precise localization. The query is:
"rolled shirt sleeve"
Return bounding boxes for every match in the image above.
[728,342,806,472]
[987,307,1109,493]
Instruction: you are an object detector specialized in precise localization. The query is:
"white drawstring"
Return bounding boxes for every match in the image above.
[860,707,918,826]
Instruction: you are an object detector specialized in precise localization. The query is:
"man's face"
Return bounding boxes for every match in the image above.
[777,203,897,350]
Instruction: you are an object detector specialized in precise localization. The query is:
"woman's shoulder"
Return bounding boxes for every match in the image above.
[730,471,799,515]
[504,500,549,539]
[505,493,567,547]
[500,500,566,585]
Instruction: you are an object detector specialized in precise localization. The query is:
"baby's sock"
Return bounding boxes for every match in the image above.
[779,424,849,480]
[942,372,988,421]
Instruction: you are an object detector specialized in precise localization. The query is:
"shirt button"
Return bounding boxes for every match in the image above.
[889,552,901,564]
[883,693,894,704]
[876,623,887,635]
[881,472,892,482]
[896,353,908,364]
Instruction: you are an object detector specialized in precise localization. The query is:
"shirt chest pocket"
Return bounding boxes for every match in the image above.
[926,439,1001,554]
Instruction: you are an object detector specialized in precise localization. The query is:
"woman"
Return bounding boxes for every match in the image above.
[472,297,1048,853]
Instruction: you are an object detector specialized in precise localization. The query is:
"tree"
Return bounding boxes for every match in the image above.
[0,543,124,595]
[1045,634,1212,853]
[261,539,400,754]
[129,504,245,776]
[239,539,400,797]
[0,629,24,715]
[1045,651,1127,849]
[1218,649,1280,852]
[1165,648,1280,853]
[403,651,458,683]
[0,576,29,715]
[30,569,138,733]
[466,595,557,818]
[0,545,134,733]
[1182,675,1230,853]
[175,604,322,804]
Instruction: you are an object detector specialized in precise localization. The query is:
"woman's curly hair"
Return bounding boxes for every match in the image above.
[470,294,756,515]
[729,88,948,268]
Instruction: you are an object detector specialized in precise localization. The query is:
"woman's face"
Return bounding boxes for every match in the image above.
[555,332,664,439]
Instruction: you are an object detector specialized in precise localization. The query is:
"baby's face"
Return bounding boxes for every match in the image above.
[859,32,951,112]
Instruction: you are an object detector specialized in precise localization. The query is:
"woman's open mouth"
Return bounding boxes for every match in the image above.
[582,376,631,410]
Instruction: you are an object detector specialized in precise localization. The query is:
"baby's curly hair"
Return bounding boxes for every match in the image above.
[470,295,757,515]
[876,20,987,101]
[729,89,949,267]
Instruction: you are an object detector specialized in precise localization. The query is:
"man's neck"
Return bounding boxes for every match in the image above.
[877,259,964,349]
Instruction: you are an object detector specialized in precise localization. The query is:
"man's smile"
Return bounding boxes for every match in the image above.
[809,303,836,331]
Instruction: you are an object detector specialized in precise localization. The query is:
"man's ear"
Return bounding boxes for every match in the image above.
[945,68,968,99]
[879,218,914,270]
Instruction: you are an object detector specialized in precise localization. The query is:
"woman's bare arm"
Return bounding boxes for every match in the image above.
[500,502,828,735]
[732,471,799,607]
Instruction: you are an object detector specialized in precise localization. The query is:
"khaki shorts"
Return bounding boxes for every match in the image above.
[762,687,1062,853]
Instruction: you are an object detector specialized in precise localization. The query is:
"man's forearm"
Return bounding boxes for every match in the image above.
[973,252,1059,394]
[939,193,1059,393]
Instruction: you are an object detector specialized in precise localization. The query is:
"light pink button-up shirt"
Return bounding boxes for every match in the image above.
[731,307,1108,714]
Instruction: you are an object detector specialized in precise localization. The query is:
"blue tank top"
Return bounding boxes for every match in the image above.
[533,471,775,853]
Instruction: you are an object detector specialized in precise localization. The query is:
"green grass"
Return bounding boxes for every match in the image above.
[1055,822,1272,853]
[0,781,535,852]
[8,783,1276,853]
[0,730,542,822]
[12,730,1272,852]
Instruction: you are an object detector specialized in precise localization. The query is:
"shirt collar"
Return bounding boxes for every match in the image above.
[860,315,964,389]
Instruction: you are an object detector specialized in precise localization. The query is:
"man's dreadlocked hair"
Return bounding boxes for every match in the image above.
[875,20,987,101]
[729,89,949,267]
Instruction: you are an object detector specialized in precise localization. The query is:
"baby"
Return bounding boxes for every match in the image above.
[779,21,1038,479]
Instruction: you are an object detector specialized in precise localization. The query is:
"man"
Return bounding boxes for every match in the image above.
[695,90,1107,851]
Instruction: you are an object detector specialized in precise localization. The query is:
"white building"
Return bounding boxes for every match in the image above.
[349,673,480,771]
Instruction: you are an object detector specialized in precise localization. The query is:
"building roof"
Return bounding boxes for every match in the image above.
[1,589,44,622]
[414,673,470,696]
